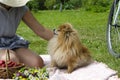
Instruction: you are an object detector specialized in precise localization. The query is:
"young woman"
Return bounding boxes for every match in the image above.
[0,0,53,68]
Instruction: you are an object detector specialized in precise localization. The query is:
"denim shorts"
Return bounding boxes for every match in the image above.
[0,35,29,49]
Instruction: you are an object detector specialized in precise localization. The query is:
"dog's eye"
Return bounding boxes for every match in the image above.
[57,30,60,31]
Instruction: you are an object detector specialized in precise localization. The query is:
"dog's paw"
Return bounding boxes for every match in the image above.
[67,70,73,73]
[67,66,74,73]
[50,62,57,68]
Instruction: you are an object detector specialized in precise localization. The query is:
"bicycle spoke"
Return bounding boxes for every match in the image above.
[110,26,120,55]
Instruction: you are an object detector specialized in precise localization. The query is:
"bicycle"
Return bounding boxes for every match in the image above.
[107,0,120,58]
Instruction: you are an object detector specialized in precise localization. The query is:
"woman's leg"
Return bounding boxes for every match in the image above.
[14,48,44,68]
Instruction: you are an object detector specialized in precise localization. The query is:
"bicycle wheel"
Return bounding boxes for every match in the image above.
[107,0,120,58]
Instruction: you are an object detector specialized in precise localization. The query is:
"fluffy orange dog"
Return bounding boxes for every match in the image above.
[48,23,93,73]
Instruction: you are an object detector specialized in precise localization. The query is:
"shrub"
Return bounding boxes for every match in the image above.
[26,0,113,12]
[69,0,82,8]
[83,0,113,12]
[45,0,56,9]
[27,0,39,11]
[27,0,47,10]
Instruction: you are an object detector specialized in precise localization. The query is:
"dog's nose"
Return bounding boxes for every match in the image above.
[53,29,56,35]
[53,29,56,32]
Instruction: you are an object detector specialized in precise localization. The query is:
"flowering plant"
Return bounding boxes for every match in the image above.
[13,67,49,80]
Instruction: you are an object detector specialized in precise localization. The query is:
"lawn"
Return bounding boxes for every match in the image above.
[17,9,120,77]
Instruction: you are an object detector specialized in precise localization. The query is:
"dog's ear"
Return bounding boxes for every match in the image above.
[66,31,70,37]
[65,28,73,37]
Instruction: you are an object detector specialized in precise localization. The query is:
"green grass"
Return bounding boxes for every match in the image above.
[17,9,120,77]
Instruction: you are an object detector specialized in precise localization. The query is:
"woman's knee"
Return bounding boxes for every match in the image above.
[32,56,44,68]
[0,49,19,63]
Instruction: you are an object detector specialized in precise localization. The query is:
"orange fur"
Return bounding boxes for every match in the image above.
[48,23,93,73]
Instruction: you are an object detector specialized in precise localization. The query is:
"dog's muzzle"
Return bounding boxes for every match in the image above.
[53,29,58,35]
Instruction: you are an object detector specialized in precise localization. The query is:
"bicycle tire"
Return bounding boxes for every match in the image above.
[107,0,120,58]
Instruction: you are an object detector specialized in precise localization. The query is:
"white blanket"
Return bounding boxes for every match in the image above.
[41,55,119,80]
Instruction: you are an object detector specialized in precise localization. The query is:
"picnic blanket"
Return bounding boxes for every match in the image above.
[0,55,119,80]
[41,55,119,80]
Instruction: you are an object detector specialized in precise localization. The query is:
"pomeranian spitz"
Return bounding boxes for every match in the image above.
[47,23,93,73]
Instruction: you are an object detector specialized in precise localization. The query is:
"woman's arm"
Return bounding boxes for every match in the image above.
[22,10,53,41]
